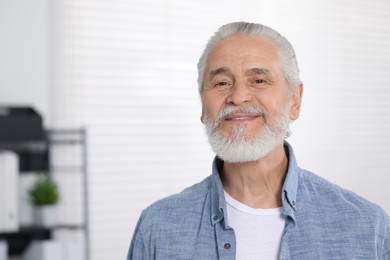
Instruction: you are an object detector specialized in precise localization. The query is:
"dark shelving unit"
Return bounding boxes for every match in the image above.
[0,128,89,260]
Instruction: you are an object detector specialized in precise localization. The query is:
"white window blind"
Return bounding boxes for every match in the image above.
[50,1,390,259]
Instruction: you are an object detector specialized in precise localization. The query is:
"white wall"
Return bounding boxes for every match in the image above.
[0,0,50,126]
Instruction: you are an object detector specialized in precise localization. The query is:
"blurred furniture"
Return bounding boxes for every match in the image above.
[0,106,89,260]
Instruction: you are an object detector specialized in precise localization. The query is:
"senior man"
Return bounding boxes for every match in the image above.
[127,22,390,259]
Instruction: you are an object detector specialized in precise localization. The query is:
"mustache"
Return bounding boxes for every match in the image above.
[214,105,268,125]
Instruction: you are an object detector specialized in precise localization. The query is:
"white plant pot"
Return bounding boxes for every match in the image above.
[33,206,58,228]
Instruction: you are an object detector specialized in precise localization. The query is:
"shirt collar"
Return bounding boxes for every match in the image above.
[282,141,299,218]
[210,141,299,226]
[210,157,227,227]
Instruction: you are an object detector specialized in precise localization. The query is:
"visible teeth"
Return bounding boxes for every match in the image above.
[229,117,251,120]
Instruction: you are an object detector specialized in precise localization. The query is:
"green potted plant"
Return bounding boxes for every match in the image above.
[28,174,60,227]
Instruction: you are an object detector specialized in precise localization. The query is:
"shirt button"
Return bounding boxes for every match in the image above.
[224,243,231,249]
[213,215,219,220]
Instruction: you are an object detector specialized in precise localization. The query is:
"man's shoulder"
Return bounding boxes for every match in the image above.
[298,168,389,222]
[293,168,390,257]
[140,175,213,224]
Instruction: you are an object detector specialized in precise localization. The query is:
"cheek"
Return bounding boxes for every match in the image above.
[261,92,290,116]
[203,94,224,119]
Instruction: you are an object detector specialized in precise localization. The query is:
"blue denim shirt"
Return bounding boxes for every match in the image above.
[127,142,390,259]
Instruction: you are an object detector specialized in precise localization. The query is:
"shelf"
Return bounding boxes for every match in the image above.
[0,227,51,256]
[0,128,89,259]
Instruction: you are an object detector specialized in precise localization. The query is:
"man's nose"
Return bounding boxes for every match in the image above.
[226,82,252,106]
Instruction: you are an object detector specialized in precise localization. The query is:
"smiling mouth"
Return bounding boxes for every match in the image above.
[224,114,261,122]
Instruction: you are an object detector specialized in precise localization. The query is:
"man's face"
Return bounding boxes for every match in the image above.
[201,35,302,162]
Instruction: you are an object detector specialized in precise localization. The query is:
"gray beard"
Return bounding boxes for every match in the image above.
[204,104,291,163]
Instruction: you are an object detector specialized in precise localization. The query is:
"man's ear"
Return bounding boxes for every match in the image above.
[200,107,205,124]
[200,102,206,124]
[289,82,304,120]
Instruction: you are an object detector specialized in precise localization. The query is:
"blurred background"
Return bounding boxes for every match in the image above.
[0,0,389,259]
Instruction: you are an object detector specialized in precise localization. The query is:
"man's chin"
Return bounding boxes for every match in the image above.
[210,137,282,163]
[219,128,262,142]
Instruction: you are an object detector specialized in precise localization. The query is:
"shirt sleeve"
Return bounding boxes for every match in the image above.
[382,214,390,259]
[127,213,145,260]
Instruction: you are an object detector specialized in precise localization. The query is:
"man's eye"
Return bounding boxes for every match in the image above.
[254,79,265,84]
[215,82,229,87]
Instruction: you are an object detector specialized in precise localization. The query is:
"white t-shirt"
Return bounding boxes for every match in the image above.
[224,191,286,260]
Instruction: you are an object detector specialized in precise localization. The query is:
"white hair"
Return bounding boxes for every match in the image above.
[197,21,300,95]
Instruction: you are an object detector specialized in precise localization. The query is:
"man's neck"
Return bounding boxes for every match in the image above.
[221,143,288,209]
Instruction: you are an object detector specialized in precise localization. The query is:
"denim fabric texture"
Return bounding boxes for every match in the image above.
[127,142,390,259]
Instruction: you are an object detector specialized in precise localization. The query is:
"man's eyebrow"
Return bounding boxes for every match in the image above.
[208,67,271,80]
[247,68,271,76]
[209,67,232,79]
